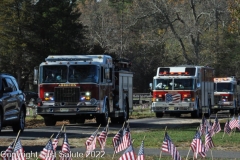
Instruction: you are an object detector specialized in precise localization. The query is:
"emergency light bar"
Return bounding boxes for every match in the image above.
[214,77,234,82]
[159,72,189,76]
[45,57,93,62]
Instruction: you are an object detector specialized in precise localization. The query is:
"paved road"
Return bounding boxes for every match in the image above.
[0,113,239,159]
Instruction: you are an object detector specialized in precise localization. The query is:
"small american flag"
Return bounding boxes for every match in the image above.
[211,117,221,136]
[190,130,206,159]
[52,131,62,151]
[123,125,131,150]
[224,120,231,135]
[38,139,55,160]
[237,116,240,130]
[97,125,109,151]
[1,142,14,160]
[119,144,136,160]
[205,126,214,152]
[165,93,181,103]
[112,128,124,153]
[59,133,71,160]
[12,139,26,160]
[85,129,98,157]
[229,116,238,130]
[136,140,144,160]
[161,132,181,160]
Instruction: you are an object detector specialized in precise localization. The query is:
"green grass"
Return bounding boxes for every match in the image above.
[24,108,240,160]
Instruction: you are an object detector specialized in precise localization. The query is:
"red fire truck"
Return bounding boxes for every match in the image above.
[150,65,215,118]
[213,77,240,115]
[33,55,133,126]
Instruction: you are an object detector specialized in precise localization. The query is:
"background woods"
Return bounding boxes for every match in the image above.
[1,0,240,92]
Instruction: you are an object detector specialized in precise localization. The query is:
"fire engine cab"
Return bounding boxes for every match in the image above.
[213,77,240,114]
[33,55,133,126]
[150,65,215,118]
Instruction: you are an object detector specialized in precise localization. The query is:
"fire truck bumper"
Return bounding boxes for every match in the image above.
[37,105,101,116]
[213,101,234,109]
[151,102,195,113]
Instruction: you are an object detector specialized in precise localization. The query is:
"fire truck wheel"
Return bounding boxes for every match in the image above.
[230,109,236,115]
[12,109,25,133]
[96,101,109,125]
[110,117,119,124]
[44,117,56,126]
[119,99,129,124]
[155,112,163,118]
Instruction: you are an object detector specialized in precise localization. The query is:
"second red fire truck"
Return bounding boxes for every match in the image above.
[150,65,215,118]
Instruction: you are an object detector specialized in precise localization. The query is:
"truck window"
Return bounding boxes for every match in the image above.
[69,65,99,83]
[40,65,68,83]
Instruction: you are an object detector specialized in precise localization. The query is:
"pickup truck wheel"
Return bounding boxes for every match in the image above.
[44,117,56,126]
[0,110,2,133]
[12,109,25,133]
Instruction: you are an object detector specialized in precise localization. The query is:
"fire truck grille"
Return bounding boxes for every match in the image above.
[54,87,80,102]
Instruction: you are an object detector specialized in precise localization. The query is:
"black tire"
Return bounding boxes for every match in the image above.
[44,117,56,126]
[12,109,25,133]
[175,113,181,118]
[0,109,2,133]
[155,112,163,118]
[119,99,129,124]
[111,117,119,124]
[191,99,200,118]
[96,100,109,125]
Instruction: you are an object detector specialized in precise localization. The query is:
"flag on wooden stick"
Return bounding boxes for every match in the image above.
[161,132,181,160]
[119,144,136,160]
[59,132,72,160]
[97,124,109,151]
[224,119,231,135]
[1,142,14,160]
[190,130,206,159]
[205,126,215,152]
[12,139,26,160]
[85,125,100,157]
[211,117,221,136]
[38,139,55,160]
[136,139,145,160]
[112,128,124,153]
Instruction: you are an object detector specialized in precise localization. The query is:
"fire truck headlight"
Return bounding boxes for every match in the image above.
[44,92,54,101]
[80,92,91,101]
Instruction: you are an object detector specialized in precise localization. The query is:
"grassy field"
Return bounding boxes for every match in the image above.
[21,107,240,160]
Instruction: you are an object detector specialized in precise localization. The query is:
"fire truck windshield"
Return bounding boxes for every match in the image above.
[215,83,232,92]
[154,78,194,90]
[40,65,99,83]
[68,65,99,83]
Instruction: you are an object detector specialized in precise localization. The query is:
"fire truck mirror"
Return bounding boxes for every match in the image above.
[197,82,201,88]
[104,68,110,80]
[33,67,38,85]
[149,83,152,90]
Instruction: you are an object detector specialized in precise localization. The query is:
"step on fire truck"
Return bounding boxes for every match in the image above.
[213,77,240,115]
[33,55,133,126]
[149,65,215,118]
